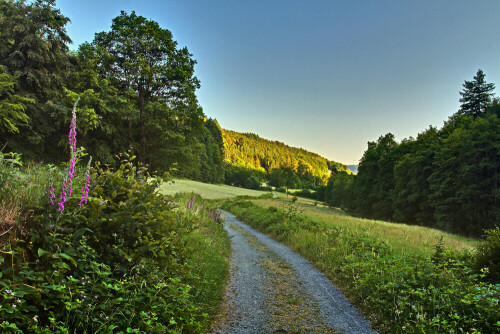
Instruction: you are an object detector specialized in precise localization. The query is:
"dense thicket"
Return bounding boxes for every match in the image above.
[325,70,499,236]
[222,129,350,189]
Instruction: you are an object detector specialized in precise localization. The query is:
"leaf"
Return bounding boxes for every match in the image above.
[38,248,49,257]
[58,253,76,266]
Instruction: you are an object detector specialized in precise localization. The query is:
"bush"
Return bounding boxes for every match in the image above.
[474,226,500,282]
[0,159,206,333]
[277,186,287,193]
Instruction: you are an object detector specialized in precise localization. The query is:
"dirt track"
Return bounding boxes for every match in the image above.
[211,210,376,334]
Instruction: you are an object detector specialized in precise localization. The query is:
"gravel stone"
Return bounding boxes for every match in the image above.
[212,210,377,334]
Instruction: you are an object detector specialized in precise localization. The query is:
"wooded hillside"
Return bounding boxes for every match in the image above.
[222,128,350,186]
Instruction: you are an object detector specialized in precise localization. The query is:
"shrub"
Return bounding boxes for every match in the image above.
[0,158,206,333]
[474,226,500,282]
[277,186,287,193]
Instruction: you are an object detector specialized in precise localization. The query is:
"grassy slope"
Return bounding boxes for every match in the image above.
[250,197,477,256]
[159,179,272,199]
[160,179,477,256]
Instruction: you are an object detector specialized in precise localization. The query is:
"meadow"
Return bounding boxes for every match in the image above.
[249,197,477,257]
[159,179,272,199]
[161,179,477,256]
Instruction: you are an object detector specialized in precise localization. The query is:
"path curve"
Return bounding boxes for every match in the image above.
[211,210,377,334]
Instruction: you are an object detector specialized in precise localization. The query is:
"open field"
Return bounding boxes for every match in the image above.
[159,178,274,199]
[250,197,478,256]
[161,179,478,256]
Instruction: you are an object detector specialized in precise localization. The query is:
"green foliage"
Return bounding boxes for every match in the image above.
[224,164,265,189]
[1,3,206,175]
[324,72,500,236]
[0,158,230,333]
[90,10,203,168]
[459,69,496,118]
[222,129,339,188]
[196,118,225,183]
[474,227,500,282]
[222,199,500,333]
[0,65,32,134]
[0,0,73,159]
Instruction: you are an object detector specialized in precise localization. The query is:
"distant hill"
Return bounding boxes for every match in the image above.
[221,129,350,184]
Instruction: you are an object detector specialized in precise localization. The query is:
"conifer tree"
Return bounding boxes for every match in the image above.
[459,69,495,117]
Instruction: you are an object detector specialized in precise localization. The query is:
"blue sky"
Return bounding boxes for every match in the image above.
[57,0,500,165]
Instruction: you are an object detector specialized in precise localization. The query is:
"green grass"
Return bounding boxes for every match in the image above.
[159,179,273,199]
[175,193,231,332]
[249,198,478,256]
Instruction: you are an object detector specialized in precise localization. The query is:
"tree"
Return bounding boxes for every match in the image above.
[459,69,495,118]
[197,118,225,183]
[92,11,203,166]
[0,65,32,134]
[0,0,73,157]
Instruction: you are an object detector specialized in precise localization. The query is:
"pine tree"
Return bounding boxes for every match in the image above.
[459,69,495,117]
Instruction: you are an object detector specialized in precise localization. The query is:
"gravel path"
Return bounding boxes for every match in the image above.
[211,210,377,334]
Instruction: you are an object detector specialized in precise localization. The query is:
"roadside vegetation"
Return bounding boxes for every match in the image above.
[0,153,230,333]
[220,197,500,333]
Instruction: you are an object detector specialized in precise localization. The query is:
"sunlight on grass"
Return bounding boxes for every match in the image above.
[251,198,478,256]
[159,179,272,199]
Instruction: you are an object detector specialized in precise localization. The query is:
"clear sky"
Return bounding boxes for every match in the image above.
[57,0,500,165]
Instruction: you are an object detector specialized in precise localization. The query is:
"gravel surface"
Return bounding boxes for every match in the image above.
[211,210,377,334]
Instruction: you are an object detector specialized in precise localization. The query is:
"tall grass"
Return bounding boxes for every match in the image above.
[175,193,231,332]
[250,198,477,256]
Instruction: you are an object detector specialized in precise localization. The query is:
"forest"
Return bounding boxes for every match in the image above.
[0,0,349,191]
[222,129,351,189]
[323,69,500,236]
[0,1,211,178]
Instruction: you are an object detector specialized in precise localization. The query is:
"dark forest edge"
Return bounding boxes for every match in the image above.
[322,69,500,238]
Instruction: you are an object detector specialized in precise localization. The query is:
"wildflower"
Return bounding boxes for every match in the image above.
[46,184,55,206]
[33,316,38,322]
[79,157,92,206]
[11,304,16,308]
[57,99,79,211]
